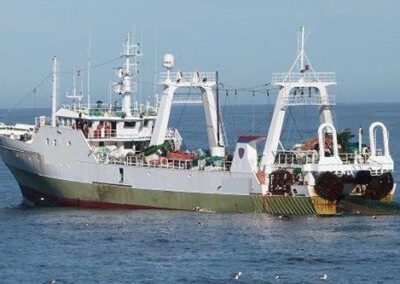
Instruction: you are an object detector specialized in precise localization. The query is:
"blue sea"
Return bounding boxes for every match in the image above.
[0,104,399,283]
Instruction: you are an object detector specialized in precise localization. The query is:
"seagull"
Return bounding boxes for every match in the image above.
[319,274,328,280]
[45,279,56,284]
[198,221,203,226]
[278,214,291,220]
[232,272,242,280]
[372,215,377,219]
[57,221,61,225]
[275,275,282,280]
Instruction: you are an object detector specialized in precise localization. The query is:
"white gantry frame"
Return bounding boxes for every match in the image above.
[150,70,225,157]
[368,122,394,166]
[261,26,337,173]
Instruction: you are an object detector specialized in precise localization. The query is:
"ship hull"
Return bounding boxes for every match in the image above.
[6,162,398,215]
[1,128,396,215]
[8,164,265,213]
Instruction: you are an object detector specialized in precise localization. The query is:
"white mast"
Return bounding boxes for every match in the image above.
[123,33,132,116]
[87,34,92,112]
[153,31,158,110]
[72,62,77,97]
[51,56,58,127]
[109,80,112,111]
[299,26,306,71]
[113,33,141,117]
[66,62,83,112]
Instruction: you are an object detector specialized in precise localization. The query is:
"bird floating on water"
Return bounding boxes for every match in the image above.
[275,275,282,280]
[233,271,242,280]
[319,274,328,280]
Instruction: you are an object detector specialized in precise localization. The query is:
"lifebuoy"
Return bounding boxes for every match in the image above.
[71,123,76,130]
[160,157,168,165]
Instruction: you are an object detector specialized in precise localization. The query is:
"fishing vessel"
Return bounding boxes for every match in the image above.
[0,27,396,215]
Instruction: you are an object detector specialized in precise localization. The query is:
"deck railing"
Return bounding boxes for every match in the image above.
[59,104,158,117]
[273,150,370,166]
[87,128,179,141]
[159,71,216,84]
[282,95,335,106]
[97,153,230,172]
[35,116,52,127]
[274,150,320,166]
[272,72,336,84]
[87,129,147,140]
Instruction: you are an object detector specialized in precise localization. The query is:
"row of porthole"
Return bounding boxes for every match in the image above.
[13,153,40,163]
[59,163,71,168]
[14,151,72,167]
[45,138,72,146]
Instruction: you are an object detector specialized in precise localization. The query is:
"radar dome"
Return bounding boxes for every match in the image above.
[163,54,174,69]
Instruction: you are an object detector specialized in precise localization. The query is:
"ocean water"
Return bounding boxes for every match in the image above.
[0,104,399,283]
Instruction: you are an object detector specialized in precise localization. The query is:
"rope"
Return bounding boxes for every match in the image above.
[60,56,122,74]
[175,90,191,128]
[288,107,304,141]
[1,72,52,117]
[252,91,255,135]
[0,54,123,120]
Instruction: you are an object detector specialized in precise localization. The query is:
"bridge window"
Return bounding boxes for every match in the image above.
[53,139,57,146]
[124,121,135,128]
[124,142,133,149]
[46,138,49,145]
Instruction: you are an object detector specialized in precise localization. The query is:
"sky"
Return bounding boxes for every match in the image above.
[0,0,399,108]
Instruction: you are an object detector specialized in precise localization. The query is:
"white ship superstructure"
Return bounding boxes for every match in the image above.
[38,35,183,160]
[0,27,396,215]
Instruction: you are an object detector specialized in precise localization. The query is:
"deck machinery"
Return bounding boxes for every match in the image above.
[260,26,395,214]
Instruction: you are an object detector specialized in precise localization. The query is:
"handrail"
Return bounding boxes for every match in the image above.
[96,153,230,172]
[273,150,371,166]
[159,71,216,83]
[58,104,158,117]
[87,128,178,140]
[282,95,335,106]
[272,72,336,84]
